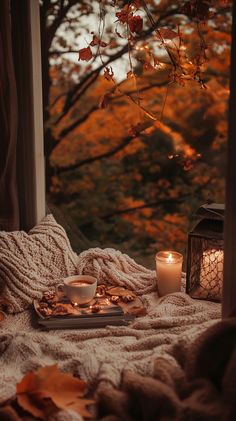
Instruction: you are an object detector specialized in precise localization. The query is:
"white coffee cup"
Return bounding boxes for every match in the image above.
[57,275,97,305]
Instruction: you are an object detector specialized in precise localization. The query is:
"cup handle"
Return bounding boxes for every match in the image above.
[56,283,65,296]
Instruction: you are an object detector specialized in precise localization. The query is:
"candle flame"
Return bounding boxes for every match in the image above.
[167,253,174,263]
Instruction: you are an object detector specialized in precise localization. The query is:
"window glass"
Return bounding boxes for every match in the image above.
[42,0,232,267]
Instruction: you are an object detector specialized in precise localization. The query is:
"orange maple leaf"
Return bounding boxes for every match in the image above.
[17,365,94,420]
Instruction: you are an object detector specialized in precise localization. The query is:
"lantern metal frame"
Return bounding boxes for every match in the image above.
[186,205,224,302]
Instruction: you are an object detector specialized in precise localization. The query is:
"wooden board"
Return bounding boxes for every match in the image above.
[34,284,146,320]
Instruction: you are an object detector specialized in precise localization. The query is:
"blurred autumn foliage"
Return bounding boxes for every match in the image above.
[40,0,231,265]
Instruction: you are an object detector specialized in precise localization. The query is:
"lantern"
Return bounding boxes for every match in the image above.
[186,204,224,302]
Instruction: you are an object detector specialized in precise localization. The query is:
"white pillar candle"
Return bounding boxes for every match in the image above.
[156,251,183,296]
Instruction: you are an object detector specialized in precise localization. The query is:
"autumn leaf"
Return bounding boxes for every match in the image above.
[128,15,143,34]
[181,0,212,21]
[90,35,107,47]
[115,5,130,23]
[159,28,178,40]
[78,46,93,61]
[17,365,94,420]
[104,66,114,81]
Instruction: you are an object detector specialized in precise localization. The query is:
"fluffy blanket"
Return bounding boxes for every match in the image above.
[0,292,220,418]
[0,246,224,420]
[98,318,236,421]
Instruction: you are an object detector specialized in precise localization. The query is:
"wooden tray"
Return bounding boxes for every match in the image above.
[34,285,146,329]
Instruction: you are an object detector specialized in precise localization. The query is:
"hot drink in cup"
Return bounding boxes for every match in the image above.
[57,275,97,305]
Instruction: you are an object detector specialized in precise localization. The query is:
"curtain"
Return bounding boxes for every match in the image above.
[0,0,19,231]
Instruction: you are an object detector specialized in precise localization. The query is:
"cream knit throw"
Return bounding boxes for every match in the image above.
[0,293,221,421]
[0,214,78,313]
[76,248,157,295]
[0,219,156,313]
[0,218,222,421]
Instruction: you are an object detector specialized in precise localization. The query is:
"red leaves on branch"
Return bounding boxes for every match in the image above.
[116,5,130,23]
[78,46,93,61]
[116,4,143,34]
[90,35,107,47]
[182,0,213,21]
[128,15,143,34]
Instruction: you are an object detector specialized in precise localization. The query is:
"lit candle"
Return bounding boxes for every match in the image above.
[155,251,183,296]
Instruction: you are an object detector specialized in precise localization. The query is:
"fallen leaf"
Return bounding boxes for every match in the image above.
[78,46,93,61]
[17,365,94,420]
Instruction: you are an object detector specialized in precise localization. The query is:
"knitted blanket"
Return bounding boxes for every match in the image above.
[0,294,220,416]
[98,318,236,421]
[0,245,222,420]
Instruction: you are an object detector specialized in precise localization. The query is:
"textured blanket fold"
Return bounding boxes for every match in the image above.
[97,318,236,421]
[0,239,224,421]
[0,292,221,418]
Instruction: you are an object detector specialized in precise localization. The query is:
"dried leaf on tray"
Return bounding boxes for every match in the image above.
[106,287,135,298]
[119,297,147,316]
[17,365,94,420]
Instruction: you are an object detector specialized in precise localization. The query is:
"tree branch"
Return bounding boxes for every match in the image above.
[54,7,180,125]
[49,49,80,55]
[56,79,168,142]
[56,132,141,174]
[101,194,190,220]
[46,0,79,50]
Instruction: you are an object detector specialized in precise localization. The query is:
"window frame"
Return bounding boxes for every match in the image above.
[13,0,236,316]
[11,0,45,232]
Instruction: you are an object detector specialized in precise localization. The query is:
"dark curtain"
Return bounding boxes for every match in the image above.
[0,0,19,231]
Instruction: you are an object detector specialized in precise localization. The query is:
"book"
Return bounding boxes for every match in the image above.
[34,285,145,330]
[38,313,135,329]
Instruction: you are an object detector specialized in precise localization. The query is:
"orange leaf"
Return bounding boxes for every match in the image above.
[78,46,93,61]
[17,365,94,419]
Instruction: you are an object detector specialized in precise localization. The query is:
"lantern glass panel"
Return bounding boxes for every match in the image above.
[187,217,224,302]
